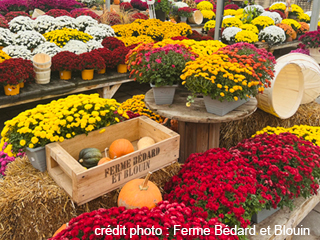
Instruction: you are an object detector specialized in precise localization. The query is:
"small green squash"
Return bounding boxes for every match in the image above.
[78,148,102,168]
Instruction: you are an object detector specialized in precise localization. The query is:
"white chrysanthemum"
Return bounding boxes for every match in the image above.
[77,0,98,6]
[261,11,282,24]
[74,15,98,31]
[32,42,62,57]
[63,40,88,54]
[122,0,131,2]
[33,15,55,34]
[85,39,103,51]
[14,30,46,50]
[49,16,76,31]
[174,2,189,8]
[9,16,34,33]
[97,23,116,36]
[222,27,242,41]
[244,5,264,15]
[259,25,286,45]
[85,25,115,40]
[0,28,14,47]
[2,45,32,59]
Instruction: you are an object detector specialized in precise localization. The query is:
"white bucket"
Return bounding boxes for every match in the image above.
[35,70,50,84]
[277,53,320,104]
[256,62,304,119]
[32,53,51,69]
[188,10,203,25]
[309,48,320,64]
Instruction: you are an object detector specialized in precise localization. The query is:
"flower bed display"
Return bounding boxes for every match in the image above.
[50,201,237,239]
[181,43,275,102]
[0,94,123,154]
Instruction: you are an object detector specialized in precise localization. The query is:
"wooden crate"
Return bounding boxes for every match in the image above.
[46,116,179,205]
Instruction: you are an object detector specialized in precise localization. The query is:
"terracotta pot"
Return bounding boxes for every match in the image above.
[4,84,20,96]
[81,69,94,80]
[19,82,24,88]
[97,68,106,74]
[59,70,72,80]
[117,64,128,73]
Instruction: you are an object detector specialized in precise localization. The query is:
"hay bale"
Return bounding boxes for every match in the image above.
[0,156,180,240]
[220,102,320,149]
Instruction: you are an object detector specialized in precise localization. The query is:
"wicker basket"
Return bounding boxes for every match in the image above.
[277,53,320,104]
[256,62,304,119]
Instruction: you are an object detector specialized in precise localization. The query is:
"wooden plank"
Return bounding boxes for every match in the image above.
[0,78,133,109]
[145,88,257,124]
[48,166,73,197]
[178,121,186,162]
[46,143,86,177]
[97,83,122,99]
[195,123,209,153]
[248,190,320,240]
[185,122,198,158]
[208,123,220,149]
[269,41,301,51]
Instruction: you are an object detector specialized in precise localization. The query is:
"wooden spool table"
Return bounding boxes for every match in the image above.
[145,88,257,162]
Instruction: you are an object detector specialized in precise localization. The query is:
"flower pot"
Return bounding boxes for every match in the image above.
[4,84,20,96]
[98,68,106,74]
[203,96,248,116]
[19,82,24,88]
[251,207,280,224]
[26,146,47,172]
[150,83,178,105]
[59,70,72,80]
[117,64,127,73]
[309,48,320,64]
[155,9,167,21]
[81,69,94,80]
[180,17,187,23]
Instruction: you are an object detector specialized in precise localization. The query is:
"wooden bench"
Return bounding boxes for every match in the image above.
[0,71,132,109]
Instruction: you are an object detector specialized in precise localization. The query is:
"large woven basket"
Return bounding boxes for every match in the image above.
[256,62,304,119]
[277,53,320,104]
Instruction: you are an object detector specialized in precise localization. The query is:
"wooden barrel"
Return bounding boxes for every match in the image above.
[32,53,51,69]
[188,10,203,25]
[32,8,45,18]
[34,69,50,84]
[277,53,320,104]
[256,62,304,119]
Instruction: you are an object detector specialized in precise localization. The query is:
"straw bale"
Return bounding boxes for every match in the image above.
[220,102,320,149]
[0,156,180,240]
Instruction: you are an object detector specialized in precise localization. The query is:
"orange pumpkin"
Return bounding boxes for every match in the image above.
[114,0,120,5]
[292,31,297,40]
[109,139,134,159]
[98,157,111,165]
[118,173,162,209]
[53,223,67,237]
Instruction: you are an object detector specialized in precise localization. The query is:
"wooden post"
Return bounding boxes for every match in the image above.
[310,0,320,31]
[214,0,225,40]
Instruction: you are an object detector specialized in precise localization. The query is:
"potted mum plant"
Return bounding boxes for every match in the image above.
[181,43,275,115]
[178,7,193,23]
[0,58,28,95]
[154,0,171,21]
[52,51,80,80]
[78,51,106,80]
[299,29,320,64]
[127,43,197,105]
